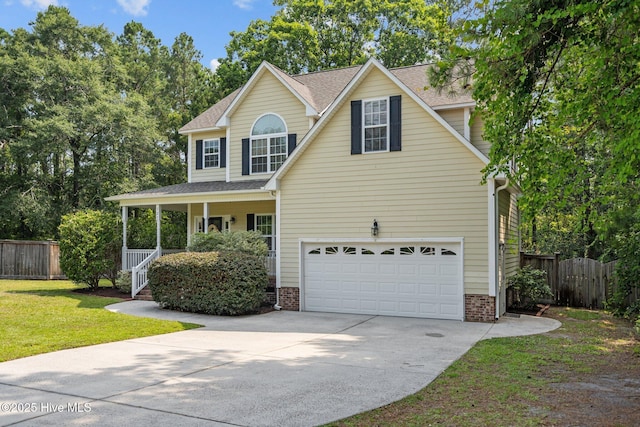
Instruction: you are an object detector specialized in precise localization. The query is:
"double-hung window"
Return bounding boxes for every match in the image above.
[363,98,388,152]
[255,214,275,250]
[203,139,219,168]
[251,114,287,173]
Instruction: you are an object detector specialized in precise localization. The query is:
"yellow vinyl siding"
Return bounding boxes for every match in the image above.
[437,109,465,136]
[499,189,520,278]
[228,72,310,182]
[189,200,275,234]
[279,67,490,295]
[190,131,227,183]
[470,113,490,157]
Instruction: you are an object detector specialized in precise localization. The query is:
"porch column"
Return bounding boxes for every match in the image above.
[203,202,209,233]
[121,206,128,270]
[187,203,192,245]
[155,204,161,253]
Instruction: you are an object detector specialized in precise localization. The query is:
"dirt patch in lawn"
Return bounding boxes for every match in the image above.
[533,309,640,426]
[329,307,640,427]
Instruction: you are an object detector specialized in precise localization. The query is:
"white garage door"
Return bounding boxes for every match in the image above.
[303,242,463,320]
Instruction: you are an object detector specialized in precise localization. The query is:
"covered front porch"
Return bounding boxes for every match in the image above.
[105,180,277,298]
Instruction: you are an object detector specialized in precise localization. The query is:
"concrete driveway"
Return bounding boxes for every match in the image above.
[0,301,559,426]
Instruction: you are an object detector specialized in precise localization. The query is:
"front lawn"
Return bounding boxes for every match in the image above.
[0,279,201,362]
[330,307,640,426]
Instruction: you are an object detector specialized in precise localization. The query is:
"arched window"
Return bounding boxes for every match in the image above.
[250,114,287,173]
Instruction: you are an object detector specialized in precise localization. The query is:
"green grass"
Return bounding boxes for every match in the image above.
[328,307,639,427]
[0,279,201,362]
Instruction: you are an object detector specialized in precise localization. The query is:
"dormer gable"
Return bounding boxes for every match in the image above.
[216,62,320,128]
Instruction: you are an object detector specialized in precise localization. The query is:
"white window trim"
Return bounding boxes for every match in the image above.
[203,138,220,168]
[250,113,288,175]
[250,134,288,174]
[362,96,390,153]
[255,213,276,250]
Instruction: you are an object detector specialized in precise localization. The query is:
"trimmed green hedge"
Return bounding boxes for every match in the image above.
[187,230,268,257]
[148,251,268,315]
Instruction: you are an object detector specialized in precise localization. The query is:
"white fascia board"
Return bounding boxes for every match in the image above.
[178,126,222,135]
[266,60,378,188]
[266,59,489,190]
[215,62,319,127]
[375,60,489,165]
[105,188,272,203]
[215,62,269,127]
[432,102,476,111]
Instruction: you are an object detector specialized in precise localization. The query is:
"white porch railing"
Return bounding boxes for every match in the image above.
[131,249,159,298]
[125,249,156,272]
[265,250,276,276]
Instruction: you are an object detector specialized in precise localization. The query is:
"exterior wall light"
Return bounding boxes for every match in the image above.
[371,219,379,237]
[230,216,236,224]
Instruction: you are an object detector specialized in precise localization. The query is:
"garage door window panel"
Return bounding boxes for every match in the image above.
[421,247,436,255]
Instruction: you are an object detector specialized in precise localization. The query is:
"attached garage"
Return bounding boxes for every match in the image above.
[301,240,464,320]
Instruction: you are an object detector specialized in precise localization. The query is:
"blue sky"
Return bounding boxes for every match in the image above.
[0,0,279,70]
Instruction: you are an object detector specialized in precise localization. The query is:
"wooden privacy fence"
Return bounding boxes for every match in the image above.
[0,240,65,280]
[520,252,625,309]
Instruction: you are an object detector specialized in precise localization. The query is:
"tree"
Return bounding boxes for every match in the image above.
[58,210,122,289]
[0,7,213,240]
[215,0,453,95]
[431,0,640,306]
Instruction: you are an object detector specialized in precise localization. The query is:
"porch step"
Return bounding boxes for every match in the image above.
[134,287,153,301]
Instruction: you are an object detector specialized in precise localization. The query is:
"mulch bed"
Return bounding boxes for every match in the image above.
[72,286,275,315]
[73,286,131,299]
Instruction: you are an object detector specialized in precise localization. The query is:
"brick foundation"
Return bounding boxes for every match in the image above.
[465,294,496,322]
[264,276,277,305]
[278,287,300,311]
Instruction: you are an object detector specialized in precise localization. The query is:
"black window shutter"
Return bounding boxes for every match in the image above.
[287,133,297,155]
[195,139,203,169]
[220,137,226,168]
[351,100,362,155]
[242,138,250,175]
[390,95,402,151]
[246,213,255,231]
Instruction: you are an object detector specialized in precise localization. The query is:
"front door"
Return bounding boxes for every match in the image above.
[207,216,224,233]
[194,216,229,233]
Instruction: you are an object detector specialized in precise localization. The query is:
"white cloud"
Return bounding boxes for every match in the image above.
[116,0,150,16]
[210,59,220,72]
[20,0,58,9]
[233,0,254,10]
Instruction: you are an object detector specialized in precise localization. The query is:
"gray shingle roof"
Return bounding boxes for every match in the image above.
[292,65,362,112]
[390,64,474,108]
[179,88,240,133]
[107,180,269,201]
[179,61,473,133]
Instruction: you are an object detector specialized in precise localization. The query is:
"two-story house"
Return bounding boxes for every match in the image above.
[106,58,520,322]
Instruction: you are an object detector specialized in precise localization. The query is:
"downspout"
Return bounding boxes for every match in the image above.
[273,189,282,310]
[494,178,510,319]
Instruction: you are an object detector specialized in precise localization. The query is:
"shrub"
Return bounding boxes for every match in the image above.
[58,209,122,289]
[115,270,132,295]
[148,251,268,315]
[507,266,553,310]
[187,230,268,257]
